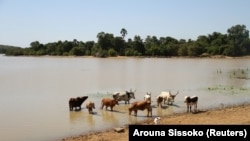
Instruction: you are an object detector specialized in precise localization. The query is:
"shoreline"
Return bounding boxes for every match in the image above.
[60,103,250,141]
[3,53,250,59]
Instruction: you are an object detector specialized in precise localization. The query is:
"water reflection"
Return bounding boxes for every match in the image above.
[156,105,175,116]
[69,110,97,127]
[100,110,119,124]
[86,114,95,126]
[69,111,86,124]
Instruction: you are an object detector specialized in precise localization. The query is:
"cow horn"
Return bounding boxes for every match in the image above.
[176,91,179,95]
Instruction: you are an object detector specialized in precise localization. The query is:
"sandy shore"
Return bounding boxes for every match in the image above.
[60,103,250,141]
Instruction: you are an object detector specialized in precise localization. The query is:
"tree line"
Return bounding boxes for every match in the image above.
[1,24,250,57]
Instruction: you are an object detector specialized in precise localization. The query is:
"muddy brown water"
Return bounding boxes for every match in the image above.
[0,55,250,141]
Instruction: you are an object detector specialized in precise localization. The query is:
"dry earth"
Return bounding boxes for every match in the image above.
[61,103,250,141]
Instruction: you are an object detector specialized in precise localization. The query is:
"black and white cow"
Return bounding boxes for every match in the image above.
[184,96,198,113]
[112,89,136,104]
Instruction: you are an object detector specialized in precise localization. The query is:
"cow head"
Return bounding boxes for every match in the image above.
[169,91,179,102]
[112,92,119,100]
[90,102,95,109]
[184,96,190,103]
[128,88,136,99]
[113,99,119,105]
[76,96,88,103]
[146,92,151,97]
[144,92,151,101]
[80,96,88,100]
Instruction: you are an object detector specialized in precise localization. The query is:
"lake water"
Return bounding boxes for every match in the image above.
[0,54,250,141]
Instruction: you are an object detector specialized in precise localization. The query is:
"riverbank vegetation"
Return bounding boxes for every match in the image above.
[1,24,250,57]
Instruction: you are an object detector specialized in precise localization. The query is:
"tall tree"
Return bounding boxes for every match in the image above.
[120,28,128,55]
[227,24,249,56]
[120,28,127,40]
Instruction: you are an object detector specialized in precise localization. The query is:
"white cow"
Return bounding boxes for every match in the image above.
[112,89,136,104]
[144,92,151,102]
[156,91,179,106]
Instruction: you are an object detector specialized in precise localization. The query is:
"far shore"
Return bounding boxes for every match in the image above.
[4,54,250,59]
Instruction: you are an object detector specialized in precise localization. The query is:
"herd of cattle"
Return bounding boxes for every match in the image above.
[68,89,199,117]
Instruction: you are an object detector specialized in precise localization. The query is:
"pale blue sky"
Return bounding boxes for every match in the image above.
[1,0,249,47]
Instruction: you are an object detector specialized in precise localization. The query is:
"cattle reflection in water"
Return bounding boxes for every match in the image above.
[101,110,119,125]
[69,111,96,126]
[156,105,174,116]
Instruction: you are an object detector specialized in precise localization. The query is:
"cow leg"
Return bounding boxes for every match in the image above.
[194,104,197,112]
[75,107,79,111]
[148,107,152,117]
[187,105,190,112]
[111,106,113,111]
[147,109,150,117]
[134,110,137,116]
[69,104,73,111]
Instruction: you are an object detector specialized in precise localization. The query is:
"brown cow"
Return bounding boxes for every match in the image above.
[86,101,95,114]
[101,98,119,111]
[128,100,152,117]
[69,96,88,111]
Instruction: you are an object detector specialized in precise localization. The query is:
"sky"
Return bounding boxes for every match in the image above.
[0,0,250,47]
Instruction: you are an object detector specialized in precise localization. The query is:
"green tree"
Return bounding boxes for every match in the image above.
[30,41,43,52]
[85,41,95,55]
[120,28,127,40]
[112,36,124,55]
[144,36,160,56]
[97,32,114,50]
[207,32,228,55]
[132,35,145,56]
[227,24,249,56]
